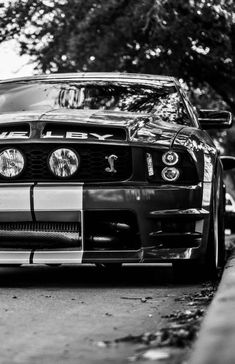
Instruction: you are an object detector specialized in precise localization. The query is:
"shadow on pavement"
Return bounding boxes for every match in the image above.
[0,264,206,288]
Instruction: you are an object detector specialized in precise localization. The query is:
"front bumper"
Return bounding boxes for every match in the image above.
[0,182,211,264]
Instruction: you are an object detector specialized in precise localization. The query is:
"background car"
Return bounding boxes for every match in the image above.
[0,73,233,278]
[225,192,235,233]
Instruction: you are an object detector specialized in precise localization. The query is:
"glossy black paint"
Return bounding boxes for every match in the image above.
[0,73,229,265]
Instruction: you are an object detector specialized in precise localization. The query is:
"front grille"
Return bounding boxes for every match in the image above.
[0,222,80,232]
[0,222,81,249]
[0,144,132,182]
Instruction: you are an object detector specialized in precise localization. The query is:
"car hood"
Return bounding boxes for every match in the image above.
[0,109,187,147]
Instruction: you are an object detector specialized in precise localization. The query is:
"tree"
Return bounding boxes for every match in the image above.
[0,0,234,113]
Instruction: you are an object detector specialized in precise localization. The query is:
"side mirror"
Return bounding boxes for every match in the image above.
[199,109,232,129]
[221,156,235,171]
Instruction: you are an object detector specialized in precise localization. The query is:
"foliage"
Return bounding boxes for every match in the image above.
[0,1,234,111]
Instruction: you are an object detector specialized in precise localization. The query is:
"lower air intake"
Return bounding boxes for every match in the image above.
[0,222,81,249]
[84,211,140,251]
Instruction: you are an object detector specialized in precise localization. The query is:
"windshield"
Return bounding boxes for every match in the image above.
[0,80,192,125]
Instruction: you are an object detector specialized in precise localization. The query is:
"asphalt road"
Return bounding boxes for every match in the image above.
[0,264,209,364]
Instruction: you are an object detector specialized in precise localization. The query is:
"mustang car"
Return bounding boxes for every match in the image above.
[0,73,232,277]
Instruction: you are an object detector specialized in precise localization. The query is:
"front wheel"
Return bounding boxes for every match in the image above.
[173,192,225,280]
[204,192,225,279]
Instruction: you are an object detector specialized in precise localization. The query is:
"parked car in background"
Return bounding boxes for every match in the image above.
[225,193,235,233]
[0,73,233,278]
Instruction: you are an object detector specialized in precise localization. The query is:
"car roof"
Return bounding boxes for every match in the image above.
[0,72,177,84]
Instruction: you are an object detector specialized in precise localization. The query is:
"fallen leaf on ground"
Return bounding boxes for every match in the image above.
[96,341,109,348]
[121,296,152,302]
[142,349,169,360]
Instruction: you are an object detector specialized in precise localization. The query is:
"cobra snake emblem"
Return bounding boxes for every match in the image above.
[105,154,118,173]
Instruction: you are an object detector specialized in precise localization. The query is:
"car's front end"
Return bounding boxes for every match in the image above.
[0,73,223,267]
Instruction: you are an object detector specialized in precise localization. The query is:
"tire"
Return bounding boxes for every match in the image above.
[218,189,226,267]
[204,205,219,279]
[204,189,225,278]
[173,185,225,281]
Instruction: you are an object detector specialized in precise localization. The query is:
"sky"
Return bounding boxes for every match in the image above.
[0,40,35,79]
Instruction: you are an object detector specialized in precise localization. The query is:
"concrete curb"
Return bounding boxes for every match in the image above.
[190,251,235,364]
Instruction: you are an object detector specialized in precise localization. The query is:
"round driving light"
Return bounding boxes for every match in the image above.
[162,151,179,166]
[49,148,79,178]
[0,148,24,178]
[161,167,180,182]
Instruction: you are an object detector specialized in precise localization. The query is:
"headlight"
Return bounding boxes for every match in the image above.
[161,167,180,182]
[0,148,25,178]
[162,151,179,166]
[49,148,79,178]
[146,149,198,184]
